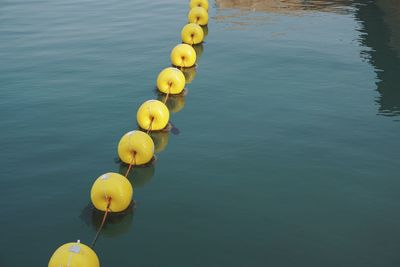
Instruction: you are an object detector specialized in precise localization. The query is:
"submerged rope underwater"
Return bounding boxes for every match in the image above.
[90,197,111,248]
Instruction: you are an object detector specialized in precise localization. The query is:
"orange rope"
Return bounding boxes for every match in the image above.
[163,82,172,104]
[163,91,170,104]
[124,153,136,178]
[146,117,154,134]
[90,154,135,249]
[91,197,112,248]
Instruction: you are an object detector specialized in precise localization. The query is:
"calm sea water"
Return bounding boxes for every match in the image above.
[1,0,400,266]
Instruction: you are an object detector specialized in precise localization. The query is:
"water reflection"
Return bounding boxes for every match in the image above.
[80,203,134,238]
[193,43,204,62]
[214,0,353,27]
[215,0,352,13]
[215,0,400,117]
[354,0,400,117]
[150,131,170,153]
[157,93,186,113]
[202,25,209,38]
[180,66,197,84]
[119,163,155,187]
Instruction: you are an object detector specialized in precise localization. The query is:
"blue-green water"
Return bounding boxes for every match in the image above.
[1,0,400,266]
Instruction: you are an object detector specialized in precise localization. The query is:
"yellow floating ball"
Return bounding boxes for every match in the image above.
[91,172,133,212]
[156,67,186,95]
[137,100,170,131]
[188,7,208,26]
[190,0,209,11]
[171,44,197,68]
[48,241,99,267]
[181,23,204,45]
[118,130,154,165]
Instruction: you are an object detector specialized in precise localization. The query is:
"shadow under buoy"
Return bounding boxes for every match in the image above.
[119,162,156,188]
[201,25,208,38]
[149,131,171,153]
[157,93,186,114]
[179,66,197,84]
[193,43,204,63]
[80,203,135,238]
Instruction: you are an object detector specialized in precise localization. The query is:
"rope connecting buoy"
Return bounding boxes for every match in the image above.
[91,172,133,212]
[118,130,154,165]
[188,7,209,26]
[157,67,186,95]
[49,3,211,265]
[48,240,100,267]
[90,206,134,237]
[119,164,155,187]
[190,0,209,11]
[171,44,197,68]
[181,23,204,45]
[158,94,186,113]
[137,100,170,131]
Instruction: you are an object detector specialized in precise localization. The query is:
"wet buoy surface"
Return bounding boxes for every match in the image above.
[91,172,133,212]
[171,44,197,67]
[118,130,154,165]
[157,67,186,94]
[137,100,170,131]
[190,0,209,11]
[48,241,100,267]
[181,23,204,45]
[188,7,209,26]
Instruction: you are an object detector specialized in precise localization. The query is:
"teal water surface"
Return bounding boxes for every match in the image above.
[1,0,400,266]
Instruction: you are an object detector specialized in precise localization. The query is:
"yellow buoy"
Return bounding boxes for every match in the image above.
[118,130,154,165]
[171,44,197,68]
[181,23,204,45]
[156,67,186,95]
[48,240,99,267]
[137,100,170,131]
[91,172,133,212]
[188,7,208,26]
[190,0,209,11]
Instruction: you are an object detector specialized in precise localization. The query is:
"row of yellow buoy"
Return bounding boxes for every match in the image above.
[48,0,209,266]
